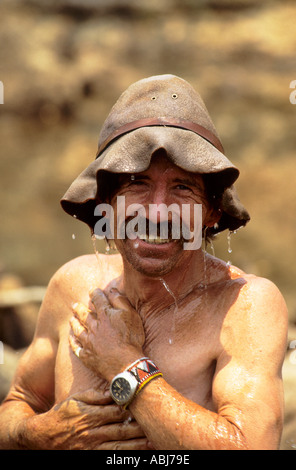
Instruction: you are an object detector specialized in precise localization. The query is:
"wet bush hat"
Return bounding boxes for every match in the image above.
[61,74,250,236]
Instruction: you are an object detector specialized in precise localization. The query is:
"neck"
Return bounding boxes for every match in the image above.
[119,249,208,317]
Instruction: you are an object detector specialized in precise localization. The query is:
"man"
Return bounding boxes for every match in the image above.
[0,75,288,450]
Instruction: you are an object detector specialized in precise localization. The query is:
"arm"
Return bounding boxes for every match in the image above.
[0,271,59,449]
[70,278,288,450]
[0,261,148,450]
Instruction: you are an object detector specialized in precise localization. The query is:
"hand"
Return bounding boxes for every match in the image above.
[69,288,145,381]
[21,388,150,450]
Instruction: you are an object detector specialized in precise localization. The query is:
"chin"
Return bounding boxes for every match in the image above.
[131,260,178,278]
[117,239,184,278]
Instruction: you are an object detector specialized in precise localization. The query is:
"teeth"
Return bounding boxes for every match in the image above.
[139,235,171,244]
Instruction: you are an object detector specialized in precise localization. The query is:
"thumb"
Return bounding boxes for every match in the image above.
[72,388,113,406]
[106,288,134,311]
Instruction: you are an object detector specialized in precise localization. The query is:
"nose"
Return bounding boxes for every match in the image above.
[147,182,173,224]
[150,181,168,205]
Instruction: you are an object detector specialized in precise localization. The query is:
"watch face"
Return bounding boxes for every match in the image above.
[110,371,138,406]
[111,377,132,405]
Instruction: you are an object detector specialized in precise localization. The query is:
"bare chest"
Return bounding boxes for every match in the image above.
[54,296,221,412]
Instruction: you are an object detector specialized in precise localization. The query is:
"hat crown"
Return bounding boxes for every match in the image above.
[98,74,219,148]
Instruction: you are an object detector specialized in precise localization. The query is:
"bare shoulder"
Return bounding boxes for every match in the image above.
[235,271,288,323]
[37,253,123,332]
[52,253,123,295]
[220,269,288,368]
[215,259,288,325]
[53,253,123,281]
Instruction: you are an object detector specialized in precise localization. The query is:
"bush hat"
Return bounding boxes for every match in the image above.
[61,74,250,236]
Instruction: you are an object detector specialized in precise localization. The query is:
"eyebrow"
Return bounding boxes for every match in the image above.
[132,175,202,186]
[172,177,204,191]
[120,174,204,191]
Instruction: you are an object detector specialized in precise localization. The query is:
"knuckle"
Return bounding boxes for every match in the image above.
[90,288,104,301]
[112,441,122,450]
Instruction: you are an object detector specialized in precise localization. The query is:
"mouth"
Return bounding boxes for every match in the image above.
[134,219,176,246]
[120,218,186,251]
[138,234,173,245]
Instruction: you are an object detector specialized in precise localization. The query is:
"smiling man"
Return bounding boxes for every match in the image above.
[0,75,288,450]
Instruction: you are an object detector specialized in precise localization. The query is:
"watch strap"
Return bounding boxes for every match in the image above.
[126,357,163,395]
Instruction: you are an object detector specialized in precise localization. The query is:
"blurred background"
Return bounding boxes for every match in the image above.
[0,0,295,449]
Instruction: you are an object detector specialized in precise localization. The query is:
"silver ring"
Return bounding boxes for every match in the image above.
[75,346,82,358]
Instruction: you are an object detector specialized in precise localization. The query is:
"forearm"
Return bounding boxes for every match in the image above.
[0,401,38,449]
[129,378,246,451]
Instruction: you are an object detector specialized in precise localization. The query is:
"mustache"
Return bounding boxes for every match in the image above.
[117,216,191,241]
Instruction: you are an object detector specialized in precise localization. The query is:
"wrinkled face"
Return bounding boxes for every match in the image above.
[110,153,219,277]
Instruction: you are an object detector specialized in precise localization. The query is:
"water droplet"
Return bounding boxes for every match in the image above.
[91,234,101,265]
[73,214,77,219]
[209,239,215,256]
[227,231,233,254]
[159,278,178,345]
[130,174,135,181]
[72,234,76,240]
[123,415,133,426]
[160,278,178,307]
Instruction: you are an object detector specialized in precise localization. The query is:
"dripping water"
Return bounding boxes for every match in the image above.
[105,238,111,253]
[209,239,215,257]
[203,227,215,257]
[91,235,114,286]
[72,215,77,241]
[226,230,237,267]
[227,231,233,254]
[159,278,178,345]
[91,233,101,265]
[91,234,113,260]
[123,415,133,426]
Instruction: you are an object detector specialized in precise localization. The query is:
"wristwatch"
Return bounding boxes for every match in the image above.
[110,370,139,407]
[110,357,163,408]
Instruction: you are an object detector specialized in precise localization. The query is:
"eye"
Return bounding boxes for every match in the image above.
[175,184,191,191]
[127,179,149,192]
[129,180,146,186]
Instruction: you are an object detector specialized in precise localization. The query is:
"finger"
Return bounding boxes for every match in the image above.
[69,316,88,343]
[106,288,134,311]
[72,302,94,325]
[70,387,134,421]
[71,388,114,406]
[90,288,110,311]
[98,438,150,450]
[96,421,146,443]
[69,331,83,358]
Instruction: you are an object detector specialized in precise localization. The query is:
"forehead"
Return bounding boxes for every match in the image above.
[119,152,205,186]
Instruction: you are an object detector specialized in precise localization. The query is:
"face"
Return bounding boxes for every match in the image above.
[110,153,219,277]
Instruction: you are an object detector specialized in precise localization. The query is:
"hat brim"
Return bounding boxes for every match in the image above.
[61,126,249,235]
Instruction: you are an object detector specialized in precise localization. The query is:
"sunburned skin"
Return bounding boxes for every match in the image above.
[0,156,288,450]
[55,253,244,405]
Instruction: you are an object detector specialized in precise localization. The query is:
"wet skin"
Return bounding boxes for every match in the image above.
[0,155,288,450]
